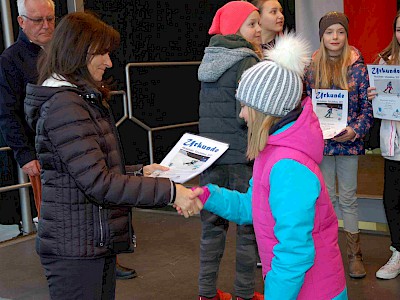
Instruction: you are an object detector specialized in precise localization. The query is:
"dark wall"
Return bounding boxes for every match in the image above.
[83,0,296,164]
[84,0,229,164]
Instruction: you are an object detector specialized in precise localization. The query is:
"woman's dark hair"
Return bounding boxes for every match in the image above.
[38,11,120,97]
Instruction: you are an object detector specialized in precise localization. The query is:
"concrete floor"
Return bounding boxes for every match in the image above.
[0,209,399,300]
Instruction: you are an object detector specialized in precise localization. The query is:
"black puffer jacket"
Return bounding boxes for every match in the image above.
[24,82,174,259]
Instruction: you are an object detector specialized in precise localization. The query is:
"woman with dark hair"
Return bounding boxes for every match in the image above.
[24,12,202,299]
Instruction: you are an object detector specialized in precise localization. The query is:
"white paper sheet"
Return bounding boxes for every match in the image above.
[311,89,349,139]
[367,64,400,121]
[149,133,229,183]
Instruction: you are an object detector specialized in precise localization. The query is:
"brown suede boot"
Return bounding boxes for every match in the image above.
[345,231,366,278]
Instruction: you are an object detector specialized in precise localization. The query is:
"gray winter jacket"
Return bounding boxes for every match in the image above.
[198,34,260,165]
[24,79,174,259]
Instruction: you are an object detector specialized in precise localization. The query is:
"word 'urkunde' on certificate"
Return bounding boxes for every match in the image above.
[149,133,229,184]
[367,65,400,121]
[311,89,349,139]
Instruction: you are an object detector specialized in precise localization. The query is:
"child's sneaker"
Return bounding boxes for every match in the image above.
[199,289,232,300]
[236,291,264,300]
[376,246,400,279]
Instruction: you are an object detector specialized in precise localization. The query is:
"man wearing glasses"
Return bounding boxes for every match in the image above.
[0,0,55,222]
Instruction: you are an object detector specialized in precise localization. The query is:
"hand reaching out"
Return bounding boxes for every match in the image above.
[174,187,205,216]
[174,184,203,218]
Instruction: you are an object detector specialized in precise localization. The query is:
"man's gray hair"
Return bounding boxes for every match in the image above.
[17,0,55,16]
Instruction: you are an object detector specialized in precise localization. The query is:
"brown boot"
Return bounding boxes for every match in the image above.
[345,231,366,278]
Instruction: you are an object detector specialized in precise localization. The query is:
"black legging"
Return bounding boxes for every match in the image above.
[383,159,400,251]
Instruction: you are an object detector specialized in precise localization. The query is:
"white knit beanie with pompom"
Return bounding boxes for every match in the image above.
[236,31,311,117]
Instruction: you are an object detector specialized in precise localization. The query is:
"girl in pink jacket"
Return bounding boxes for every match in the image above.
[192,32,347,300]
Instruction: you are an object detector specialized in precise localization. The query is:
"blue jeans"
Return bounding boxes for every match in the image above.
[199,164,257,299]
[319,155,359,233]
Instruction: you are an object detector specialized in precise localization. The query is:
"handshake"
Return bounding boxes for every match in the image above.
[143,163,206,218]
[173,185,205,218]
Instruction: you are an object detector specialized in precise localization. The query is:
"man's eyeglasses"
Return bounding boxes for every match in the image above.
[21,15,56,26]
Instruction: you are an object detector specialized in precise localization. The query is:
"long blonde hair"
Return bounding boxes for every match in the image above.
[374,10,400,65]
[246,107,280,160]
[313,37,352,90]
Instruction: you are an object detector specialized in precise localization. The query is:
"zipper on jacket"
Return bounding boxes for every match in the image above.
[99,206,104,247]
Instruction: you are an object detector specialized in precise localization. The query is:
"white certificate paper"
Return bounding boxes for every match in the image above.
[311,89,349,139]
[149,133,229,183]
[367,65,400,121]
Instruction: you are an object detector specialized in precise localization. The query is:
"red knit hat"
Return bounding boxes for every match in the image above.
[208,1,259,35]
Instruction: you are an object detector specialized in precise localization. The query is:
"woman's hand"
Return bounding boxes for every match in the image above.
[174,187,205,216]
[143,164,169,177]
[367,86,378,101]
[174,184,203,218]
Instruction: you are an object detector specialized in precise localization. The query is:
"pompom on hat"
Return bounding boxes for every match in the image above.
[208,1,258,35]
[236,32,311,118]
[319,11,349,40]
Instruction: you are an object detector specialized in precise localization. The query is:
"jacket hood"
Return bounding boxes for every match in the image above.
[268,97,324,164]
[198,34,260,82]
[311,46,363,66]
[24,75,99,131]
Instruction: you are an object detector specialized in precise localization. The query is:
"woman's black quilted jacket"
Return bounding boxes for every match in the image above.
[24,83,173,259]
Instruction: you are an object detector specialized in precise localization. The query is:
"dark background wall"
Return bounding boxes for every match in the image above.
[84,0,296,164]
[4,0,394,165]
[84,0,227,164]
[13,0,397,166]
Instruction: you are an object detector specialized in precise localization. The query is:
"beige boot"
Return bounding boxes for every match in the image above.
[345,231,366,278]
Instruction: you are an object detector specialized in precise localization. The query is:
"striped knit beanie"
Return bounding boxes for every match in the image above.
[236,32,311,117]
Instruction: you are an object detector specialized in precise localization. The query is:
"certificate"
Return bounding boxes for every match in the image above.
[367,65,400,121]
[311,89,349,139]
[149,133,229,183]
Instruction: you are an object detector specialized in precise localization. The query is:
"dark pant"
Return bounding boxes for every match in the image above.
[383,159,400,251]
[40,255,116,300]
[199,164,257,299]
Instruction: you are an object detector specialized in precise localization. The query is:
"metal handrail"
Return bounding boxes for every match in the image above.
[0,147,34,234]
[125,61,201,163]
[109,90,129,127]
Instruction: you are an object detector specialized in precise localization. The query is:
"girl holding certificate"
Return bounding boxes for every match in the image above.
[304,11,373,279]
[367,10,400,280]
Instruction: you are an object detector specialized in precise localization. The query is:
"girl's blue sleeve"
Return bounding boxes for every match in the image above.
[265,159,320,300]
[203,179,253,225]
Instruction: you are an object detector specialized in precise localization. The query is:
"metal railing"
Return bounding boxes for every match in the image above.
[0,146,34,234]
[125,61,201,164]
